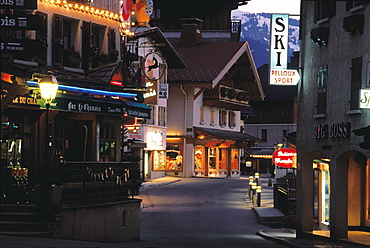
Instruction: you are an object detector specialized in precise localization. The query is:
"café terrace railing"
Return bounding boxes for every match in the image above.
[60,161,141,206]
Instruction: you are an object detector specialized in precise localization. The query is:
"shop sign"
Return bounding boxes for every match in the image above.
[1,15,39,30]
[272,148,296,168]
[270,14,289,69]
[44,96,124,116]
[1,39,40,54]
[269,14,300,86]
[159,83,168,99]
[12,95,40,106]
[143,80,158,105]
[359,89,370,109]
[313,122,351,139]
[270,69,300,85]
[1,0,37,9]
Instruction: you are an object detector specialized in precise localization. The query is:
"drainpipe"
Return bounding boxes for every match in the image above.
[180,84,188,178]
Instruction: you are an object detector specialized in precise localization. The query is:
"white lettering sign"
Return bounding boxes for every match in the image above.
[270,69,300,85]
[270,14,289,69]
[359,89,370,109]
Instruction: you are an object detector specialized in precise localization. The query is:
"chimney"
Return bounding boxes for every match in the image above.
[178,18,203,47]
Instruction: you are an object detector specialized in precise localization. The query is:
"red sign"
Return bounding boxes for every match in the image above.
[272,148,297,168]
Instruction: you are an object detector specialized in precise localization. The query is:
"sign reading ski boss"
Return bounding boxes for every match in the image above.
[269,14,300,86]
[272,148,297,168]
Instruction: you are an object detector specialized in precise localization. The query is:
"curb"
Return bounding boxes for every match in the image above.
[257,229,306,248]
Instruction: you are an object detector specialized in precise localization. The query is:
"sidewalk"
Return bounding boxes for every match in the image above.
[247,175,369,248]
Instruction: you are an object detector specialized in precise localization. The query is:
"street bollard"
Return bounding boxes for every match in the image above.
[256,185,262,207]
[248,176,254,200]
[251,182,257,205]
[254,172,259,185]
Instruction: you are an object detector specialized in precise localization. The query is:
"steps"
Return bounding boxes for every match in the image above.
[252,207,285,228]
[0,204,58,237]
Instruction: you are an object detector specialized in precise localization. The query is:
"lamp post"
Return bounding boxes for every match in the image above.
[38,72,58,178]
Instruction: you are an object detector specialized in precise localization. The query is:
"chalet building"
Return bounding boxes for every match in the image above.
[163,18,264,178]
[296,1,369,245]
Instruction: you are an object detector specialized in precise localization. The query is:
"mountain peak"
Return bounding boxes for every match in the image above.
[231,11,300,68]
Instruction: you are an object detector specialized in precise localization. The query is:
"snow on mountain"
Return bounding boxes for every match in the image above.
[231,10,300,68]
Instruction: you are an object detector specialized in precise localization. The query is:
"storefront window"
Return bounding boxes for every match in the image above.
[219,148,227,170]
[153,150,166,170]
[165,145,183,171]
[209,147,216,170]
[194,146,203,170]
[231,149,239,170]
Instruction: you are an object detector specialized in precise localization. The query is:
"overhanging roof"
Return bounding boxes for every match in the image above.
[129,27,186,69]
[194,126,261,141]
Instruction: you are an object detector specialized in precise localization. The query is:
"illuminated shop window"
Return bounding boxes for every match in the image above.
[164,145,183,171]
[219,148,227,170]
[231,149,239,170]
[152,150,166,170]
[194,146,204,170]
[209,147,216,170]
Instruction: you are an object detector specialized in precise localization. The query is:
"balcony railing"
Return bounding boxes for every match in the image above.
[203,85,250,110]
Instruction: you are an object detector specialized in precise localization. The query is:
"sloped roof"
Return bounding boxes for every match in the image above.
[129,27,186,69]
[168,42,245,83]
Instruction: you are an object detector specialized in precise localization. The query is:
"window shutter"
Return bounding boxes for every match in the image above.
[36,12,48,63]
[350,57,362,110]
[82,21,91,71]
[53,15,63,65]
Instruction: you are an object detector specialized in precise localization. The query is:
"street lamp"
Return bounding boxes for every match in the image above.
[39,72,58,170]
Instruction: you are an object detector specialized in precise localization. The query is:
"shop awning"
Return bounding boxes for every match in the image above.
[193,126,261,149]
[48,94,151,118]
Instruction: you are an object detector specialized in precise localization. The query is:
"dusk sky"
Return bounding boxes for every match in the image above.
[238,0,301,18]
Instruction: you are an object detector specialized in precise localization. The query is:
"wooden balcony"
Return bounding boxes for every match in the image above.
[203,85,250,110]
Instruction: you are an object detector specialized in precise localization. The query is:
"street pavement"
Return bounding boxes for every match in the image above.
[0,175,367,248]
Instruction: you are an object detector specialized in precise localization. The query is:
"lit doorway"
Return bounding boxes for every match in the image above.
[313,159,330,230]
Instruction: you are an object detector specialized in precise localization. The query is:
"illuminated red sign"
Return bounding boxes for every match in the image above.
[272,148,297,168]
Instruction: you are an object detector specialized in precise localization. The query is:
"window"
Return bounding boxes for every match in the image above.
[317,65,328,114]
[228,111,236,128]
[350,57,362,110]
[261,129,267,142]
[200,106,205,124]
[219,109,227,127]
[99,124,116,161]
[314,1,336,22]
[260,106,267,118]
[210,108,215,126]
[158,106,167,126]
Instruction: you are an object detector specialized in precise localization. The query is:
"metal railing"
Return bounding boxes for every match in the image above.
[60,161,141,206]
